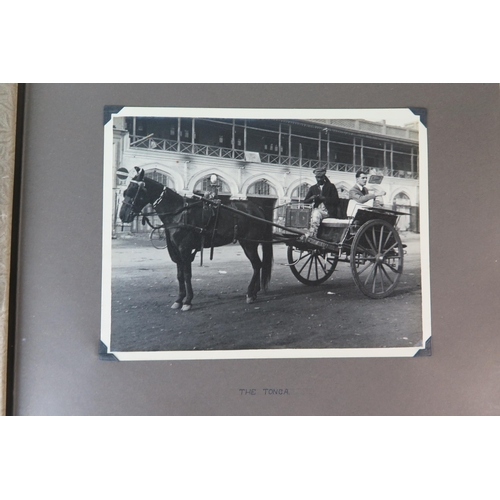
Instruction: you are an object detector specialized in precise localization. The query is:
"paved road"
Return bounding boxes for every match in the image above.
[108,230,424,354]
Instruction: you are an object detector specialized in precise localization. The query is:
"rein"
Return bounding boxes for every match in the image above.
[140,198,208,228]
[139,195,223,264]
[132,184,304,252]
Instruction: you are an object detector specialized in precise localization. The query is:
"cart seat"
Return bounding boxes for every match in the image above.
[317,218,350,243]
[321,218,350,228]
[347,199,374,218]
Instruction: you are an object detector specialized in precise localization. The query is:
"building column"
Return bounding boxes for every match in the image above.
[239,166,245,197]
[132,117,136,143]
[177,118,181,152]
[278,123,282,164]
[244,120,247,152]
[232,119,235,158]
[327,131,330,164]
[288,125,292,166]
[183,160,189,189]
[192,118,195,154]
[390,143,394,176]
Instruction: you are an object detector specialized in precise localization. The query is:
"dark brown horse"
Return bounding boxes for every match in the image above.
[119,168,274,311]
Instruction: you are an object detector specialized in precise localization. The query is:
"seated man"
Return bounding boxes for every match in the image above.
[303,166,340,238]
[349,170,386,210]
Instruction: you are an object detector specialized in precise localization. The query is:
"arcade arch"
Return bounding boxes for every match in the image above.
[241,174,282,199]
[392,191,412,231]
[243,176,279,223]
[247,179,278,197]
[335,181,351,199]
[193,175,232,196]
[144,168,175,189]
[140,163,183,191]
[290,182,311,201]
[189,169,239,197]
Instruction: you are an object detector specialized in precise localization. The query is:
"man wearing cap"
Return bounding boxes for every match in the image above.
[303,166,340,238]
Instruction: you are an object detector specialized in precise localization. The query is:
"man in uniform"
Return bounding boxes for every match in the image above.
[303,166,339,238]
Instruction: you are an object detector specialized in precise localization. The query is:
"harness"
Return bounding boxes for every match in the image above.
[127,179,302,264]
[135,184,224,265]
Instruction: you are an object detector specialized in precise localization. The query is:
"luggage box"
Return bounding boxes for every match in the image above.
[285,205,311,229]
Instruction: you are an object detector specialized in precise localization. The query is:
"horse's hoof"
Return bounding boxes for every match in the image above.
[246,296,256,304]
[181,304,192,312]
[171,302,182,310]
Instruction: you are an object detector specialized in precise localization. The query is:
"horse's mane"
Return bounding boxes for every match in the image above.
[142,175,184,204]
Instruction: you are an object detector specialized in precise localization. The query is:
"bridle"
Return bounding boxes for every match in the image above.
[123,179,166,216]
[121,180,145,216]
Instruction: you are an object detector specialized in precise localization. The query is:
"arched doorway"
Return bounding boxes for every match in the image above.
[336,185,350,200]
[393,192,411,231]
[145,169,175,189]
[247,178,277,197]
[193,174,232,204]
[246,179,278,225]
[290,182,311,202]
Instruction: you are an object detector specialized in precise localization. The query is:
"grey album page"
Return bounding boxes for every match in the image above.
[12,83,500,415]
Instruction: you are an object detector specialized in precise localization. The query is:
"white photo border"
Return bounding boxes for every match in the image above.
[101,107,431,361]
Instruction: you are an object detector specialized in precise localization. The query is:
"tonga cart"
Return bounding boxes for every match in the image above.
[283,202,407,298]
[133,166,407,301]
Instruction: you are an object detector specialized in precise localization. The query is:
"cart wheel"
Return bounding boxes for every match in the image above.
[350,219,403,298]
[150,227,167,249]
[287,245,338,285]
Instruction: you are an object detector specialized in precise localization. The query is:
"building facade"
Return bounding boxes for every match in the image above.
[112,116,420,233]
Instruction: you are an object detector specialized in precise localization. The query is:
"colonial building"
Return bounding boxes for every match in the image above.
[112,115,420,232]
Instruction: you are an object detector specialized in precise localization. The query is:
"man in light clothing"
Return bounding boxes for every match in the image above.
[349,170,386,208]
[303,166,339,238]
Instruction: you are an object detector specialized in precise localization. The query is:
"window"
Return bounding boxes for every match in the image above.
[337,187,350,199]
[145,170,175,189]
[248,179,277,197]
[393,192,411,206]
[194,176,231,195]
[291,183,310,200]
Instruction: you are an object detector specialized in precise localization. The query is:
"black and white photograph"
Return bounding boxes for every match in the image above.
[101,107,430,360]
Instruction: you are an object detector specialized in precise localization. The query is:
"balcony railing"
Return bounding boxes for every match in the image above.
[130,136,418,180]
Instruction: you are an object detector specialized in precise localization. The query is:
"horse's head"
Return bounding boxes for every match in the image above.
[119,167,151,223]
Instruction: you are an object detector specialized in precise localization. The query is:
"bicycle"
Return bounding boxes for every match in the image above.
[149,226,167,249]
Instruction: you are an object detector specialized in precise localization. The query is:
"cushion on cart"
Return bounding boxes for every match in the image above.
[321,218,350,228]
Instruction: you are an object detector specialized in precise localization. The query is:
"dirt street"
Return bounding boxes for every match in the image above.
[108,230,424,354]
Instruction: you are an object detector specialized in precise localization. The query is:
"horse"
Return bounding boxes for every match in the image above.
[119,168,274,311]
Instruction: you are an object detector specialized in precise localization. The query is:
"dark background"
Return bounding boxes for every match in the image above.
[12,83,500,415]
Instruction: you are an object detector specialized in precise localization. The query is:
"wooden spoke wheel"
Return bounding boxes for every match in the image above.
[150,227,167,249]
[350,219,404,298]
[287,245,338,285]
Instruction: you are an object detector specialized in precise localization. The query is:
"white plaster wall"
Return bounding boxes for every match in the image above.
[119,136,419,208]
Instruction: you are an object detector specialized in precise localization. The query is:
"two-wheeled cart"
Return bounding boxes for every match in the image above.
[282,202,407,298]
[145,192,407,299]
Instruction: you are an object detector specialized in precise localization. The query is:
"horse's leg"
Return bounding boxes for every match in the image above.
[240,242,262,304]
[181,256,194,311]
[171,262,186,309]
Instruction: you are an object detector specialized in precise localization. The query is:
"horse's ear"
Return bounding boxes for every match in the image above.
[134,167,145,181]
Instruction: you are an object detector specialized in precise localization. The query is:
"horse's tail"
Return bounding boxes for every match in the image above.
[261,207,274,290]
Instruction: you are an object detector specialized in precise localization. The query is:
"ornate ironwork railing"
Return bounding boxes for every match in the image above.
[130,136,418,180]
